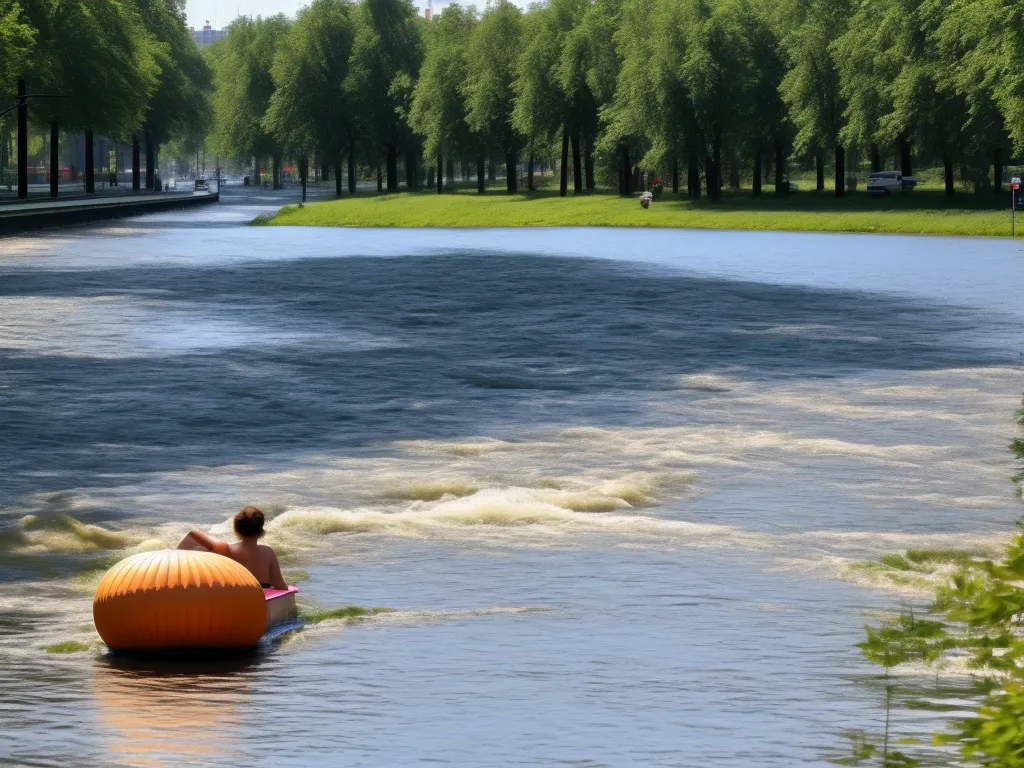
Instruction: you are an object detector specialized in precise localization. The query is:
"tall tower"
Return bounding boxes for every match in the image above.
[425,0,432,21]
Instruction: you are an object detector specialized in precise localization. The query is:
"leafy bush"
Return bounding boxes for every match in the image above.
[858,397,1024,765]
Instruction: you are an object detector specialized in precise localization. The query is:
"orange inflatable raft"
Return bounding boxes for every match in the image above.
[93,549,298,652]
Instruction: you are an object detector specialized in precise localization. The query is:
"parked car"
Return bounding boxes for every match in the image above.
[866,170,917,195]
[194,178,209,190]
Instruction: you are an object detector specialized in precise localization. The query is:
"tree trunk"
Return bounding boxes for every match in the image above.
[900,138,912,177]
[348,139,356,194]
[584,138,595,191]
[993,147,1003,194]
[377,164,382,193]
[688,148,700,199]
[437,152,443,194]
[132,135,140,191]
[85,129,95,193]
[672,157,679,194]
[477,155,485,193]
[506,147,518,193]
[835,144,845,198]
[405,150,416,190]
[16,79,27,199]
[729,165,740,189]
[299,157,307,203]
[321,163,329,182]
[774,137,786,196]
[943,154,954,197]
[753,149,762,198]
[815,153,824,192]
[560,127,569,197]
[620,143,631,195]
[50,121,59,198]
[571,133,582,193]
[710,139,724,201]
[870,143,881,173]
[272,154,281,190]
[386,144,398,192]
[144,130,154,190]
[527,149,534,192]
[335,156,342,197]
[704,157,717,201]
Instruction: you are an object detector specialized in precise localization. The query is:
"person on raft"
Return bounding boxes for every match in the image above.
[177,506,288,590]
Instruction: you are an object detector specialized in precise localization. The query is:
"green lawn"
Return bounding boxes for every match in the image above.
[263,187,1022,238]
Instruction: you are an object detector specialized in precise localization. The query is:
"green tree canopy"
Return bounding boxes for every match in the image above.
[346,0,421,191]
[0,1,35,98]
[675,0,754,200]
[209,13,291,183]
[19,0,160,136]
[600,0,658,194]
[779,0,851,194]
[264,0,355,173]
[137,0,212,149]
[463,0,523,192]
[409,2,475,190]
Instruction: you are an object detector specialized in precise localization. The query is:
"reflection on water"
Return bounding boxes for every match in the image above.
[93,659,254,766]
[2,189,1023,766]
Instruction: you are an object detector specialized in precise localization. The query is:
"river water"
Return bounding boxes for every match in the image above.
[1,188,1023,767]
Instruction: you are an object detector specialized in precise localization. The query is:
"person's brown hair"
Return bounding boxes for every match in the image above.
[233,506,265,539]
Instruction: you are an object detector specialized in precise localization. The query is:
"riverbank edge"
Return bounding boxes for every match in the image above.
[0,192,219,236]
[257,191,1022,239]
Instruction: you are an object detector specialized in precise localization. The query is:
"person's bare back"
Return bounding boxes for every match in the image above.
[177,506,287,589]
[224,539,283,588]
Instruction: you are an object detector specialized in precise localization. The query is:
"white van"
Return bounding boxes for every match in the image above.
[866,170,917,195]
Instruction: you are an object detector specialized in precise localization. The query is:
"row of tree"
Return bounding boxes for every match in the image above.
[4,0,1023,200]
[1,0,209,191]
[206,0,1024,201]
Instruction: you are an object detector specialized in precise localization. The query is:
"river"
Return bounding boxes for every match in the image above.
[1,187,1022,766]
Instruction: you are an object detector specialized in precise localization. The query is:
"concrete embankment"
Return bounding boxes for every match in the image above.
[0,191,219,235]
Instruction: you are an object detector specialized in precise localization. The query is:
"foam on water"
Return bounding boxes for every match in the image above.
[2,365,1017,572]
[0,514,143,554]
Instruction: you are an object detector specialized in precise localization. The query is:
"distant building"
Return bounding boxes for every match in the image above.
[192,23,227,48]
[425,1,432,21]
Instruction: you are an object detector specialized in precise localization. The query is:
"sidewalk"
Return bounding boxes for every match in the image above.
[0,188,219,235]
[1,189,202,211]
[0,180,203,203]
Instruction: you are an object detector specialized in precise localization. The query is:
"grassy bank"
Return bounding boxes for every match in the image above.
[263,187,1022,237]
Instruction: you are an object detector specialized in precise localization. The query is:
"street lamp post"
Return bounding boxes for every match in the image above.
[17,79,27,199]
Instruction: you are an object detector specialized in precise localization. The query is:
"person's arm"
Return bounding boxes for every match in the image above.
[176,529,230,556]
[267,550,288,590]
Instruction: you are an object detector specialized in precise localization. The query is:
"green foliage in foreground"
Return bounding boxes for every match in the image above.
[299,605,394,624]
[264,189,1021,238]
[858,398,1024,766]
[44,640,92,654]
